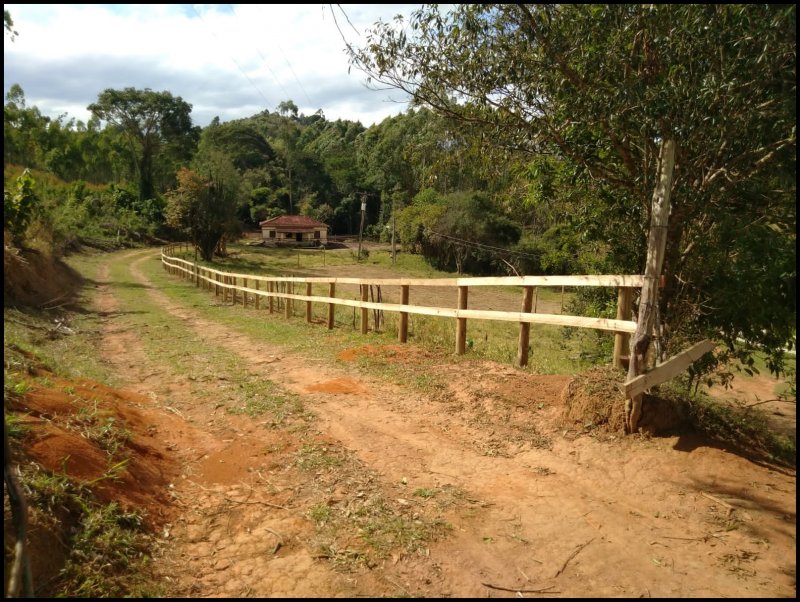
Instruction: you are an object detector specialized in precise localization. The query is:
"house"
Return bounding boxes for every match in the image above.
[259,215,329,247]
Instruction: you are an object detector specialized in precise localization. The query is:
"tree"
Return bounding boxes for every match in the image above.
[3,169,37,245]
[165,150,240,261]
[89,88,195,201]
[353,4,796,407]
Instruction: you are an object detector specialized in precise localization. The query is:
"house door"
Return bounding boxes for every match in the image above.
[295,233,302,242]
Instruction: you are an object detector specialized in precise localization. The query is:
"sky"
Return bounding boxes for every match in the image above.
[3,4,419,127]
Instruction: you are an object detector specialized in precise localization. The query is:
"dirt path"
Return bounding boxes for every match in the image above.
[95,250,795,597]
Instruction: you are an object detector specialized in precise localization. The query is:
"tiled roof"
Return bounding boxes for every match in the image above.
[259,215,328,228]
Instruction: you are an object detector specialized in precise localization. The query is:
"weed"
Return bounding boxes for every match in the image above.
[5,412,31,439]
[295,444,344,471]
[413,487,437,499]
[308,504,332,524]
[18,464,154,597]
[70,404,132,459]
[663,380,797,466]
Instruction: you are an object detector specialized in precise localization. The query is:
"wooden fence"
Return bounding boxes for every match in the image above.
[161,243,643,368]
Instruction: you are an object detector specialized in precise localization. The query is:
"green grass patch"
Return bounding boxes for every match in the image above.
[161,243,610,373]
[21,466,157,597]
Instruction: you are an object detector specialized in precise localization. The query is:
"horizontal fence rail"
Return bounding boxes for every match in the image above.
[161,244,642,367]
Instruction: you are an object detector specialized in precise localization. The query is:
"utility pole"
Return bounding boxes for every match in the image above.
[391,200,397,266]
[357,193,366,260]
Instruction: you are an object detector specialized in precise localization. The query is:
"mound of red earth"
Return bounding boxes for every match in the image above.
[6,362,186,525]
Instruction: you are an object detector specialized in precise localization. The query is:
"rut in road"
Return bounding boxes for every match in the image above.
[103,249,796,598]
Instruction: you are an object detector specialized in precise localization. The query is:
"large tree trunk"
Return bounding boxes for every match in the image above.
[138,150,154,202]
[625,138,676,434]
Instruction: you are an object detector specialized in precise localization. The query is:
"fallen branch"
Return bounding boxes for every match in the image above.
[482,582,559,594]
[554,538,595,578]
[745,398,796,409]
[223,496,290,511]
[701,492,735,516]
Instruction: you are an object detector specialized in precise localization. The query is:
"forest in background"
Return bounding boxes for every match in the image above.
[3,5,795,379]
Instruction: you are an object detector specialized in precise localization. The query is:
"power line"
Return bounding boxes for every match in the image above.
[190,5,273,109]
[278,46,314,107]
[428,230,542,261]
[227,4,293,105]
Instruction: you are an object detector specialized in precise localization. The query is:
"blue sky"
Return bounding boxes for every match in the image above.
[4,4,419,127]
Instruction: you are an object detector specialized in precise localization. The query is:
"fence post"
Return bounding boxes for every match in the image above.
[399,285,409,343]
[243,277,248,307]
[255,280,260,310]
[613,287,634,369]
[285,281,292,319]
[516,286,535,367]
[268,282,274,314]
[306,283,313,323]
[327,283,336,329]
[456,285,469,355]
[360,284,369,334]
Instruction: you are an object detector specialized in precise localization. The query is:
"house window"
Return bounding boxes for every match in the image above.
[269,230,276,238]
[314,230,320,239]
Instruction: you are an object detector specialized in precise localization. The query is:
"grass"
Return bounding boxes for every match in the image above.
[70,402,132,459]
[162,242,610,374]
[4,252,117,385]
[5,411,31,439]
[692,396,795,466]
[18,462,156,597]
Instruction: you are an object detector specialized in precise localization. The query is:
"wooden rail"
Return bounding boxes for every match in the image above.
[624,340,716,398]
[161,243,641,366]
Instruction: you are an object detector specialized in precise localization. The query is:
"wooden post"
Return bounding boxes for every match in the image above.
[516,286,534,367]
[268,282,274,313]
[399,285,409,343]
[327,283,336,329]
[456,285,469,355]
[243,277,248,307]
[306,282,312,323]
[560,285,565,313]
[613,287,634,369]
[232,276,238,305]
[255,280,260,310]
[360,284,369,334]
[285,281,292,319]
[626,138,676,434]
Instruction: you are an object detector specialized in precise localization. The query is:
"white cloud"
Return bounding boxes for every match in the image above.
[3,3,418,126]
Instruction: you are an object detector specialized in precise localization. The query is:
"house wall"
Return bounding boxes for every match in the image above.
[261,227,328,245]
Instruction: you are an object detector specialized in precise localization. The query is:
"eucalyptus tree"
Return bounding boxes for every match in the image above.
[89,88,196,201]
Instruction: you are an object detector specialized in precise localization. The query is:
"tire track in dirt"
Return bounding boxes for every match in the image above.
[120,249,795,598]
[95,254,380,598]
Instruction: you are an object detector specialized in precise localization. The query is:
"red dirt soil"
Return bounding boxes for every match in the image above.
[5,249,796,598]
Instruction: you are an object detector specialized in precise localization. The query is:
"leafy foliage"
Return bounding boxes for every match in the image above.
[165,150,240,261]
[89,87,197,201]
[3,168,37,243]
[352,3,796,372]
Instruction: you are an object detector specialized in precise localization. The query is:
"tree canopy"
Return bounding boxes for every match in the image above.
[352,3,796,369]
[89,88,196,201]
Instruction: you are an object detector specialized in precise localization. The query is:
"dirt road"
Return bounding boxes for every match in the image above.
[87,249,796,597]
